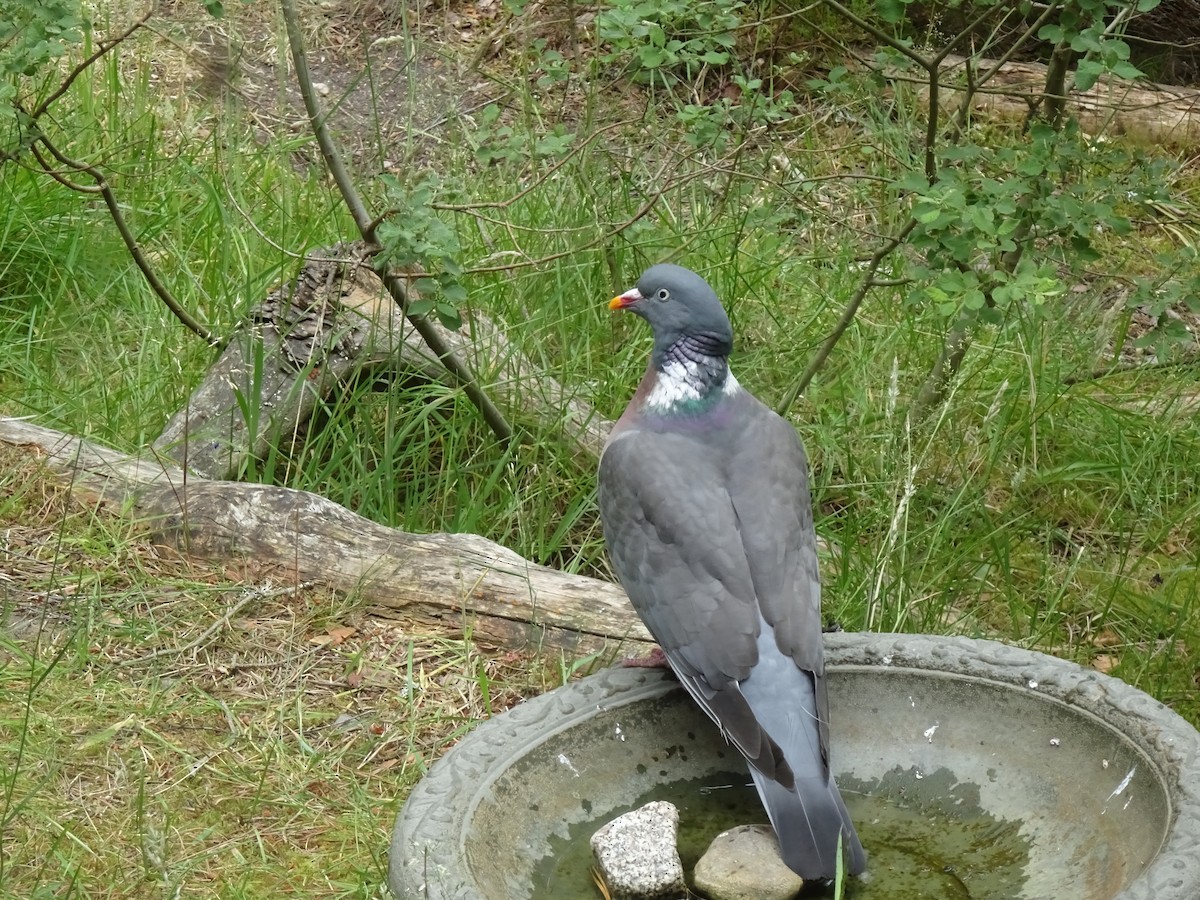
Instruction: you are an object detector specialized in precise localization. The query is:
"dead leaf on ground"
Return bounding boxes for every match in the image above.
[309,625,357,647]
[1092,628,1122,649]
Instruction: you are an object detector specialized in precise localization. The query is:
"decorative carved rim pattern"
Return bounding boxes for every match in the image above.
[389,633,1200,900]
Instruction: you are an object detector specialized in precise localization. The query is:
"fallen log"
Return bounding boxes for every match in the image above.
[2,416,649,656]
[154,242,611,481]
[868,52,1200,147]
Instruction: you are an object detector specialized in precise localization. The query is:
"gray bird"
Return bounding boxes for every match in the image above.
[597,264,866,881]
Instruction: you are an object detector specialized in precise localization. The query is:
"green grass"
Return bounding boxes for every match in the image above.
[3,2,1200,896]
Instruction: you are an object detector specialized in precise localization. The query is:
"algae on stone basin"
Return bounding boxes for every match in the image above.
[390,633,1200,900]
[531,768,1032,899]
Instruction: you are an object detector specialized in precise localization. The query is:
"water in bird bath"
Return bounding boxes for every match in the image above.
[529,766,1030,899]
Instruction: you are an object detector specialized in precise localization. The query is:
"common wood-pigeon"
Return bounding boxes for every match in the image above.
[597,264,866,881]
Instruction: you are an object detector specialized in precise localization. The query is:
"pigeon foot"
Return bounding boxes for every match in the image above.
[621,646,670,668]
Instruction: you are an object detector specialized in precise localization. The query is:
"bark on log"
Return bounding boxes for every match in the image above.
[2,416,649,656]
[155,242,611,480]
[875,53,1200,147]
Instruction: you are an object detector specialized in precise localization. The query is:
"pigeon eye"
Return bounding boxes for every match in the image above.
[655,288,671,302]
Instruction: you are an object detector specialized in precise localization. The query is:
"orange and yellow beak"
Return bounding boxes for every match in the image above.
[609,288,642,310]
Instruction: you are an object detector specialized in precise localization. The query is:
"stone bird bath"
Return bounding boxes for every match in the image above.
[389,633,1200,899]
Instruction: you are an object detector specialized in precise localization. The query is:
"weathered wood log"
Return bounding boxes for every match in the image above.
[2,417,649,655]
[155,242,612,480]
[871,52,1200,147]
[154,243,395,479]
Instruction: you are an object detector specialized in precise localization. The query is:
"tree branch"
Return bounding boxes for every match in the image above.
[32,6,157,119]
[776,217,918,416]
[30,136,219,345]
[6,6,218,346]
[463,166,694,275]
[431,119,636,213]
[1041,42,1076,128]
[278,0,514,445]
[818,0,929,69]
[907,214,1034,421]
[970,2,1062,98]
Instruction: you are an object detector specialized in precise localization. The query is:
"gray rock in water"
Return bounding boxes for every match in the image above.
[590,800,687,899]
[693,824,807,900]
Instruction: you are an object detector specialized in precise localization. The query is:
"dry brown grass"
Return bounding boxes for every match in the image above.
[0,448,561,898]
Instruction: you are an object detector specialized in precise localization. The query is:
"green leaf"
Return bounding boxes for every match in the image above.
[408,298,435,318]
[1104,39,1131,62]
[1108,215,1132,236]
[913,201,942,224]
[1070,234,1101,263]
[979,305,1003,325]
[1028,121,1056,142]
[939,145,982,163]
[0,0,86,80]
[1074,59,1104,92]
[638,45,668,68]
[435,303,463,331]
[967,205,995,233]
[1111,61,1144,80]
[1037,24,1064,43]
[876,0,906,24]
[894,171,929,193]
[441,280,468,303]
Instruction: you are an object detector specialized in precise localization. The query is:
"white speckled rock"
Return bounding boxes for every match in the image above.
[590,801,687,899]
[693,824,807,900]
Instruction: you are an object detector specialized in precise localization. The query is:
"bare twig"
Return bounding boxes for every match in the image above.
[908,316,976,419]
[776,217,918,415]
[970,2,1062,98]
[774,1,1011,390]
[463,166,696,275]
[822,0,1018,184]
[30,136,219,345]
[119,581,318,667]
[8,6,220,346]
[908,208,1034,420]
[32,5,157,119]
[280,0,374,239]
[366,119,640,237]
[818,0,928,68]
[920,3,1005,182]
[1063,356,1200,387]
[432,119,636,212]
[279,0,513,445]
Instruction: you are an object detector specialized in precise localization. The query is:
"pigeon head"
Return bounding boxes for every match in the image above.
[610,264,734,365]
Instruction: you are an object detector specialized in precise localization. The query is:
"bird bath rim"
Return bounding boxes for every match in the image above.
[388,632,1200,900]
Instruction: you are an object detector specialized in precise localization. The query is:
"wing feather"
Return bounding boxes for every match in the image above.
[725,396,832,764]
[598,429,793,786]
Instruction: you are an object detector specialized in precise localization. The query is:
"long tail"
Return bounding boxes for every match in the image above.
[749,766,866,879]
[739,622,867,880]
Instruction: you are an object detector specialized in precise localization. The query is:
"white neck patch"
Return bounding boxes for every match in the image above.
[644,362,740,412]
